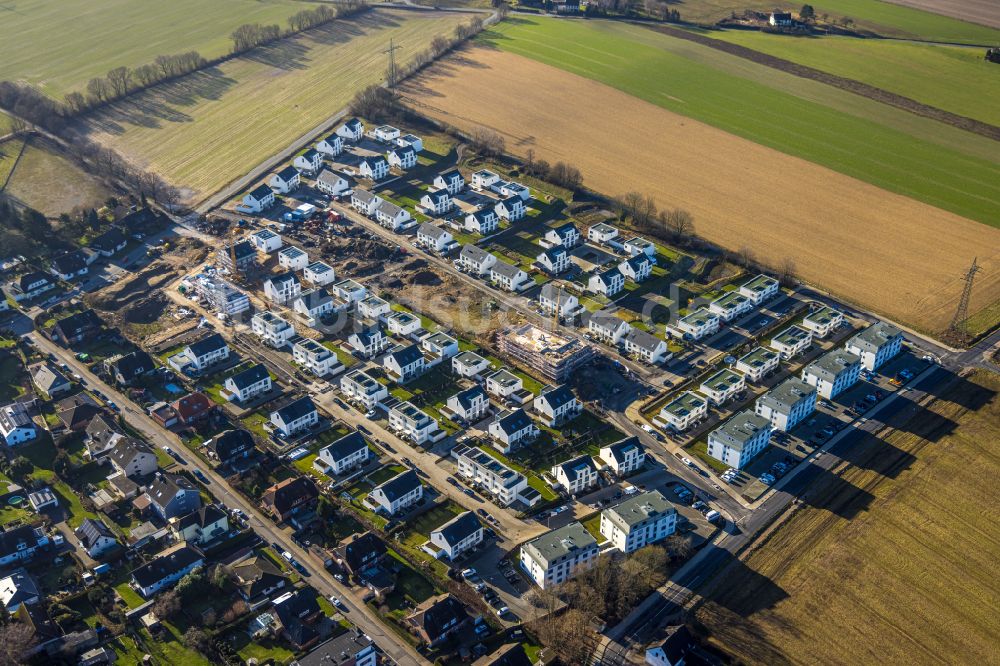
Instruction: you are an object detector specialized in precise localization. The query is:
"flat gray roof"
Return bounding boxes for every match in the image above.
[710,410,771,451]
[603,490,676,531]
[803,349,860,382]
[757,377,815,413]
[849,321,902,352]
[523,522,597,568]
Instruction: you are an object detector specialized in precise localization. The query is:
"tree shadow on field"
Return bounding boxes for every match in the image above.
[915,368,995,410]
[308,9,400,46]
[398,46,491,101]
[242,36,312,71]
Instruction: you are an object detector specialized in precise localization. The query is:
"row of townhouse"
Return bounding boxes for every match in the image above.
[549,435,648,496]
[583,310,671,365]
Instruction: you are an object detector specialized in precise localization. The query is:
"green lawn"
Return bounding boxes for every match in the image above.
[321,341,359,368]
[709,31,1000,127]
[581,512,603,540]
[0,355,25,402]
[476,445,558,501]
[480,18,1000,228]
[405,501,465,538]
[114,581,146,609]
[240,412,271,439]
[223,630,297,665]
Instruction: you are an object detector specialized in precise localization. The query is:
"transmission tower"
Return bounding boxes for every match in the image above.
[383,38,402,88]
[950,257,980,334]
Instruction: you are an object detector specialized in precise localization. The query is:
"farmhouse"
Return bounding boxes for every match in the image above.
[417,223,454,253]
[464,208,498,235]
[434,169,465,195]
[736,346,780,383]
[337,118,364,142]
[375,200,412,231]
[452,351,491,379]
[739,274,780,305]
[458,244,496,275]
[292,338,343,378]
[802,306,845,338]
[446,385,490,423]
[600,490,677,554]
[224,363,272,403]
[269,166,301,194]
[488,408,540,453]
[358,156,389,181]
[770,325,812,359]
[533,383,581,426]
[340,369,388,410]
[264,272,301,305]
[303,260,336,286]
[520,522,599,589]
[428,512,483,561]
[293,149,323,174]
[699,368,746,405]
[250,229,282,253]
[551,455,599,495]
[769,11,793,26]
[242,184,276,213]
[755,378,816,431]
[494,196,525,221]
[599,437,646,477]
[388,402,443,445]
[709,291,753,322]
[588,223,619,244]
[588,267,625,297]
[315,132,343,157]
[315,169,349,197]
[270,397,319,439]
[545,222,580,248]
[538,283,578,319]
[453,444,537,507]
[490,261,531,292]
[708,410,773,469]
[623,328,669,364]
[675,309,720,340]
[845,321,903,371]
[802,349,861,399]
[252,311,295,348]
[351,189,383,216]
[316,432,370,477]
[387,146,417,170]
[420,191,453,217]
[658,391,707,432]
[586,310,632,344]
[537,246,571,275]
[278,245,309,271]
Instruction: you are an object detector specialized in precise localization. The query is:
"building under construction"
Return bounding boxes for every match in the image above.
[498,323,596,383]
[217,240,258,277]
[195,275,250,315]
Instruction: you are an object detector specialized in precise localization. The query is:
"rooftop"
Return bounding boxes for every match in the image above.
[660,391,706,418]
[603,490,676,530]
[804,306,842,327]
[804,349,861,382]
[710,410,771,450]
[701,367,744,392]
[523,522,597,567]
[758,377,816,412]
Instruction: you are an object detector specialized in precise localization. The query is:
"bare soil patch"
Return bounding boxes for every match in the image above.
[882,0,1000,29]
[401,47,1000,334]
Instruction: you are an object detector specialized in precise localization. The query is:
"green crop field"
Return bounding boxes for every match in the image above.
[665,0,1000,43]
[708,31,1000,126]
[80,8,473,202]
[0,0,309,98]
[480,18,1000,227]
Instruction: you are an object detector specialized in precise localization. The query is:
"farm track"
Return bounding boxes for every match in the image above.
[641,23,1000,142]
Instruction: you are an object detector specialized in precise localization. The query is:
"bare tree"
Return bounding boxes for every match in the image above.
[469,126,505,158]
[0,621,35,666]
[86,77,109,103]
[665,534,693,560]
[778,257,797,286]
[106,66,132,97]
[737,245,756,269]
[663,208,695,245]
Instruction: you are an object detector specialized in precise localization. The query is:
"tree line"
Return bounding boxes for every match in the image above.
[231,0,367,54]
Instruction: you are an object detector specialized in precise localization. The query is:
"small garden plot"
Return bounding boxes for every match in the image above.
[379,549,438,620]
[321,341,359,368]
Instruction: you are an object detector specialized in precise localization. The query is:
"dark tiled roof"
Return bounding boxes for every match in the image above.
[227,364,270,390]
[432,511,481,547]
[130,546,202,588]
[188,333,227,358]
[74,518,116,550]
[208,429,255,461]
[373,470,421,502]
[321,432,368,462]
[263,477,318,514]
[274,396,316,424]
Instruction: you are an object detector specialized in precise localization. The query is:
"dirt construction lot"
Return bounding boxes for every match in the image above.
[694,369,1000,665]
[401,47,1000,335]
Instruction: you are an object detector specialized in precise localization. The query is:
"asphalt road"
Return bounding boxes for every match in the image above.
[28,332,428,666]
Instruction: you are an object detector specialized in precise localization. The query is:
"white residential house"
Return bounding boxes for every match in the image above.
[388,402,443,445]
[270,397,319,439]
[802,349,861,399]
[496,181,530,201]
[739,274,780,305]
[316,432,370,476]
[278,246,309,271]
[446,386,490,423]
[623,328,669,364]
[464,208,498,235]
[551,455,599,495]
[315,133,343,157]
[802,306,845,338]
[337,118,364,142]
[520,522,599,589]
[755,378,816,431]
[387,311,422,338]
[587,310,632,344]
[358,156,389,181]
[331,278,367,304]
[452,351,491,379]
[224,364,272,403]
[486,369,524,402]
[619,255,653,282]
[269,166,300,194]
[369,470,423,515]
[736,346,780,383]
[533,384,581,426]
[373,125,400,142]
[588,223,619,244]
[251,311,295,348]
[453,445,536,508]
[420,191,453,217]
[536,246,571,275]
[264,272,301,305]
[241,184,275,213]
[588,267,625,297]
[471,169,500,191]
[340,369,388,410]
[675,309,720,341]
[170,334,230,373]
[387,146,417,170]
[599,437,646,477]
[488,409,539,454]
[490,261,530,292]
[383,344,426,384]
[845,321,903,371]
[395,133,423,152]
[600,490,677,554]
[494,196,525,221]
[358,295,390,320]
[293,288,337,325]
[699,368,746,405]
[316,169,349,197]
[0,403,37,446]
[538,283,578,319]
[349,324,390,358]
[708,410,772,469]
[709,290,753,322]
[769,10,793,26]
[351,189,383,216]
[421,332,459,364]
[429,512,483,561]
[458,245,496,276]
[770,325,813,359]
[293,149,323,175]
[545,222,581,248]
[434,170,464,195]
[293,338,343,377]
[375,201,412,231]
[303,261,336,286]
[417,223,454,253]
[250,229,283,253]
[658,391,708,432]
[624,237,656,259]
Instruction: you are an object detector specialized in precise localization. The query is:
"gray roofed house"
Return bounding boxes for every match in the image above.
[603,490,676,532]
[227,363,270,391]
[369,469,423,515]
[145,473,201,521]
[520,521,598,589]
[207,429,256,464]
[755,377,816,431]
[539,282,575,306]
[107,350,155,385]
[710,410,771,453]
[29,363,71,398]
[130,545,204,598]
[376,199,405,218]
[0,568,40,612]
[353,188,378,205]
[429,511,483,560]
[491,261,522,280]
[419,222,450,240]
[74,518,118,558]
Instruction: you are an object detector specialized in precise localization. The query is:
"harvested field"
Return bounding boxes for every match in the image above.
[78,9,472,202]
[694,369,1000,665]
[402,46,1000,334]
[2,137,112,216]
[882,0,1000,29]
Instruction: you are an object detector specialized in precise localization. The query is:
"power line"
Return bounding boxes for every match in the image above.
[950,257,980,336]
[383,38,402,88]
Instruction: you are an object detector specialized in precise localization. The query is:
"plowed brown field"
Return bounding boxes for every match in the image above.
[883,0,1000,29]
[401,46,1000,334]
